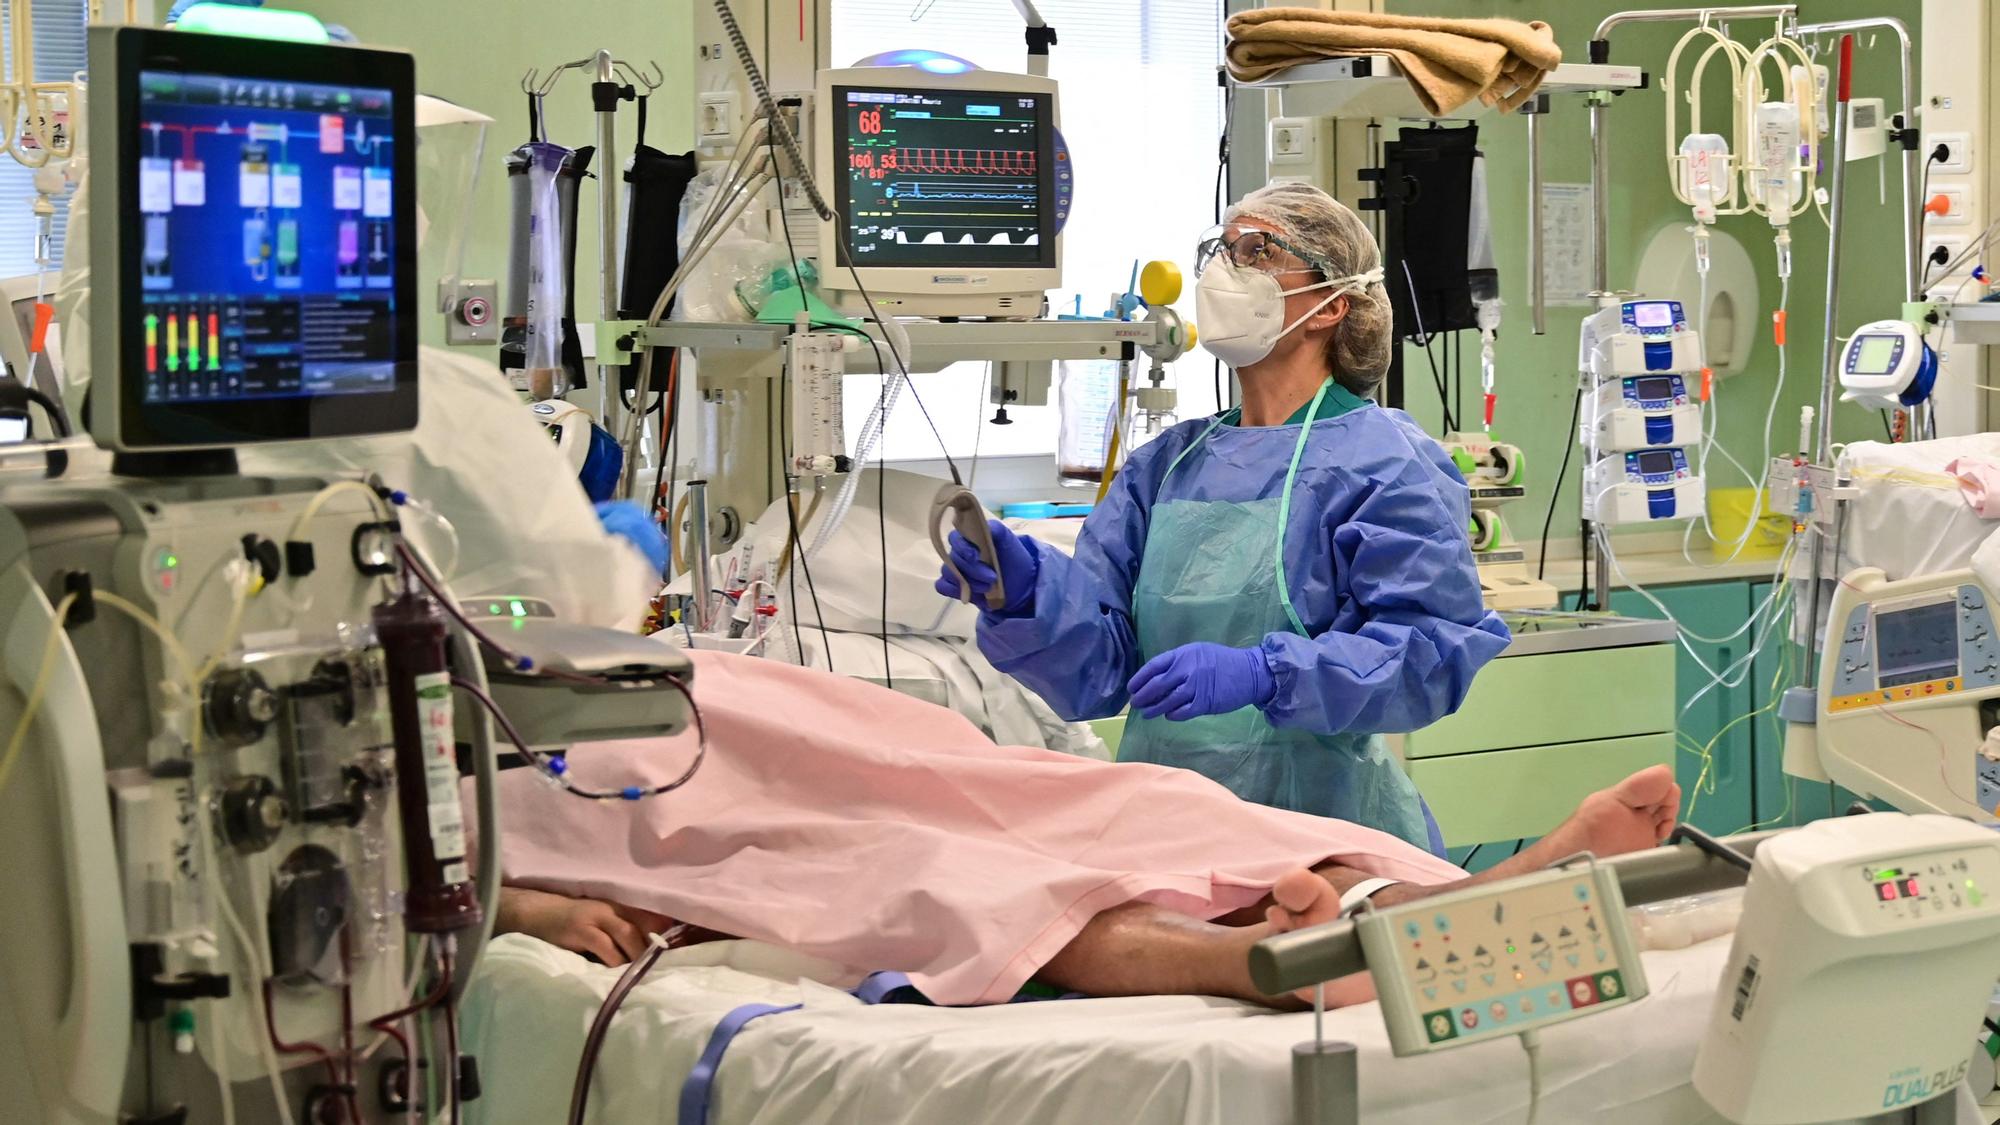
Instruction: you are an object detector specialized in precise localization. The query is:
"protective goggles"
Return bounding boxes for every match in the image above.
[1193,227,1331,277]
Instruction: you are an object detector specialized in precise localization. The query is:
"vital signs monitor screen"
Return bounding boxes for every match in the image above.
[833,83,1056,269]
[134,70,399,405]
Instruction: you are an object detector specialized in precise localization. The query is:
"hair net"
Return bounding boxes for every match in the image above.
[1224,183,1393,397]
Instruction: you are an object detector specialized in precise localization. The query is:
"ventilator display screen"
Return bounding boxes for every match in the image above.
[1875,601,1959,688]
[833,83,1056,269]
[134,70,400,404]
[1852,335,1899,374]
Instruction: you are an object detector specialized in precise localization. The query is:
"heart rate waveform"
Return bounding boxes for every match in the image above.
[848,147,1039,180]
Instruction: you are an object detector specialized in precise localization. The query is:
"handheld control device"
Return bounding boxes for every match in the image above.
[1358,861,1648,1056]
[931,483,1006,612]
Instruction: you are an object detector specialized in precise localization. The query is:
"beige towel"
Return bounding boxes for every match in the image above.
[1227,9,1563,116]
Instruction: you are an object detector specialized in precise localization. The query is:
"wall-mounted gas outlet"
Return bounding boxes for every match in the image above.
[439,279,498,346]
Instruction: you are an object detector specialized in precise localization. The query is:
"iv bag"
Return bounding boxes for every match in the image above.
[1678,133,1731,222]
[523,142,570,397]
[1057,359,1123,490]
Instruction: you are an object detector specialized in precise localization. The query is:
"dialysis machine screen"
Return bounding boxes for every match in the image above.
[833,83,1056,269]
[137,72,397,403]
[95,26,418,453]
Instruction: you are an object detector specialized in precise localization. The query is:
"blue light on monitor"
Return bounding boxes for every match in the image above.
[850,49,978,74]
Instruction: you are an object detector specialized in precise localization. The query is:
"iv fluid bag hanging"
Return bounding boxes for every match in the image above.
[525,142,568,388]
[1753,103,1801,225]
[501,142,592,398]
[1679,134,1731,223]
[1464,151,1496,306]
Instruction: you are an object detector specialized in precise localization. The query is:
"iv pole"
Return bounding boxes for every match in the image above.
[1582,4,1800,610]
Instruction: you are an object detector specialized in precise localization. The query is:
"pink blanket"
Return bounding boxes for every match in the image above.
[492,651,1464,1005]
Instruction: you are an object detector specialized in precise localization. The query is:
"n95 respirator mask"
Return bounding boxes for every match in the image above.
[1195,261,1385,370]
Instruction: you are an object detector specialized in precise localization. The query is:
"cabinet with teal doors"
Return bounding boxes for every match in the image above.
[1609,582,1757,836]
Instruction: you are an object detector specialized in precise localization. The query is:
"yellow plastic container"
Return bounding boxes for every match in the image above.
[1707,487,1788,558]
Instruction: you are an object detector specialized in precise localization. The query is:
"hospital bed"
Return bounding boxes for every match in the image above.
[463,932,1744,1125]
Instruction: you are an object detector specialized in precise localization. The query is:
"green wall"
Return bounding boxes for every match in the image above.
[297,0,695,348]
[1388,0,1920,593]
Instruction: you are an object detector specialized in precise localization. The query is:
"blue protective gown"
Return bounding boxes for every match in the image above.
[976,385,1510,847]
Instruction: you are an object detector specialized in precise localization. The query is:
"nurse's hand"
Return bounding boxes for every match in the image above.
[935,519,1039,615]
[1127,642,1278,721]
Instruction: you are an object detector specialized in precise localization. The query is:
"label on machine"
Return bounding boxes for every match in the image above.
[414,671,468,868]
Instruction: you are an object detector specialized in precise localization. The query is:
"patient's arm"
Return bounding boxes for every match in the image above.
[495,886,675,967]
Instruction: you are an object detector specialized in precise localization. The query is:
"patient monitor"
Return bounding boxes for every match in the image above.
[1694,814,2000,1123]
[814,66,1066,318]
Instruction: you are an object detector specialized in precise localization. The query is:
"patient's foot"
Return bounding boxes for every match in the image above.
[1540,764,1681,860]
[1261,872,1378,1006]
[1258,765,1681,1003]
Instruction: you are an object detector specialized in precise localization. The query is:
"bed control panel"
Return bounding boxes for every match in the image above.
[1358,863,1648,1056]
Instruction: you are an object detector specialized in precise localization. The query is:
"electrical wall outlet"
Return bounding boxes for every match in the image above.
[698,92,739,143]
[1266,116,1336,192]
[1932,131,1974,175]
[1928,185,1971,226]
[1923,236,1968,284]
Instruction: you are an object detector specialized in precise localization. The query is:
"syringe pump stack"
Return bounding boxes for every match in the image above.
[1578,299,1707,525]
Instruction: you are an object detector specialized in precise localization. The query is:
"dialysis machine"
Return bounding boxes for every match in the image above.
[0,26,689,1124]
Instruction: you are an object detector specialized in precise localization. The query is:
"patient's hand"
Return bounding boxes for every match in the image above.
[496,886,675,967]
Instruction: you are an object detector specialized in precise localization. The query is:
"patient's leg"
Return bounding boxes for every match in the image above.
[1042,766,1681,1007]
[1036,902,1281,1005]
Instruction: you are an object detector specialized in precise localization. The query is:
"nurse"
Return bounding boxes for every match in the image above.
[935,183,1509,853]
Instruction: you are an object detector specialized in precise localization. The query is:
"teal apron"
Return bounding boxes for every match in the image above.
[1120,380,1434,851]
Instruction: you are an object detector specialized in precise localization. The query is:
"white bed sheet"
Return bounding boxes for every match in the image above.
[462,933,1756,1125]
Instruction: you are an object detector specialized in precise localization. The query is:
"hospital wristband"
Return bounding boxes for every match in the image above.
[1338,877,1401,916]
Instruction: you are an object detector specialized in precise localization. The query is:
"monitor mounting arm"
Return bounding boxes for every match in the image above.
[1009,0,1056,77]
